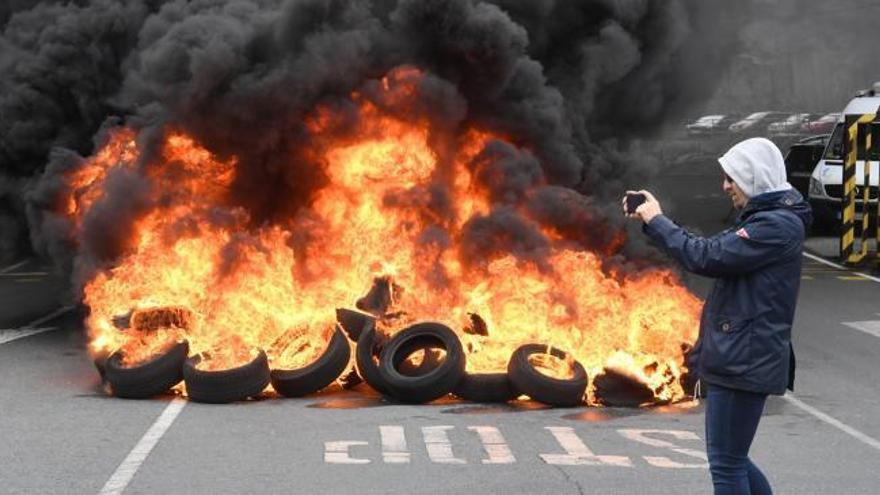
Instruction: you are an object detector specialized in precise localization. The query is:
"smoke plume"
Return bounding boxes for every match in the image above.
[1,0,749,288]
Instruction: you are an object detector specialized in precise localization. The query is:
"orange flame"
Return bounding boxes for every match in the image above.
[70,66,700,402]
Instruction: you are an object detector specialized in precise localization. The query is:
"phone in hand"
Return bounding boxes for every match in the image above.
[625,193,646,214]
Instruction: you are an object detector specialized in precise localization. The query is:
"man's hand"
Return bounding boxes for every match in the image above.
[622,190,662,224]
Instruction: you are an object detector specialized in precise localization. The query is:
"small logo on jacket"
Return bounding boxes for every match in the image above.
[735,228,750,239]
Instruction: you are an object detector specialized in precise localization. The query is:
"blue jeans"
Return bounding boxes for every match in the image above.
[705,384,773,495]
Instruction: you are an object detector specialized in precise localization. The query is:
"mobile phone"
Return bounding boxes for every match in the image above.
[625,193,646,214]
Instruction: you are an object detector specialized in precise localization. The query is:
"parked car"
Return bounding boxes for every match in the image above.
[808,89,880,232]
[802,112,841,134]
[728,111,789,135]
[685,114,736,135]
[785,134,829,199]
[768,113,813,135]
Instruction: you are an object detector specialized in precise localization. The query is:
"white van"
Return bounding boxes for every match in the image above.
[808,87,880,230]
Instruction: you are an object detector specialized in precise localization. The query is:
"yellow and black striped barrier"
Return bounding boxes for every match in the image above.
[840,113,880,263]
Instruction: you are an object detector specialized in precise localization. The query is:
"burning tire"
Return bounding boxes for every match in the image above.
[270,325,351,397]
[378,322,466,403]
[507,344,587,407]
[183,350,270,404]
[93,350,111,382]
[453,372,519,403]
[593,368,657,407]
[104,341,189,399]
[355,321,391,395]
[336,307,376,342]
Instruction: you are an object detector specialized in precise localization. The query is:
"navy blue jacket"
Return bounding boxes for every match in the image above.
[644,189,812,395]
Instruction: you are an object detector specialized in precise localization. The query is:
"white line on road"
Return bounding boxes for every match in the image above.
[540,426,632,467]
[380,425,410,464]
[98,398,187,495]
[0,327,58,345]
[25,305,75,328]
[422,426,466,464]
[468,426,516,464]
[324,441,370,464]
[783,394,880,452]
[802,252,880,283]
[0,305,75,346]
[617,429,707,469]
[842,320,880,339]
[0,260,28,274]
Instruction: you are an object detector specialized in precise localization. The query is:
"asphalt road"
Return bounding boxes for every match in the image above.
[2,144,879,494]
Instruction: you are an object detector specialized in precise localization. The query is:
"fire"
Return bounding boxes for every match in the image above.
[68,66,700,403]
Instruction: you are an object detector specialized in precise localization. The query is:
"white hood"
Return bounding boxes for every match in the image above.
[718,137,792,198]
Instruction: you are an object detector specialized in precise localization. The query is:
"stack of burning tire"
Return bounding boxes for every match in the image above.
[94,306,678,407]
[346,309,589,407]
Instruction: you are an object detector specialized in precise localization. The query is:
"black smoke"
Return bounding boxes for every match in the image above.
[1,0,750,288]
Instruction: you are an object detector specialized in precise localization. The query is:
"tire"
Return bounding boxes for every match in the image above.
[507,344,587,407]
[378,322,466,403]
[336,307,376,342]
[104,341,189,399]
[94,350,111,382]
[593,368,656,407]
[453,372,518,403]
[183,349,270,404]
[270,325,351,397]
[355,320,391,395]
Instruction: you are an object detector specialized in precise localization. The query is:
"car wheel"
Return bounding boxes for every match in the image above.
[453,372,518,403]
[104,341,189,399]
[378,322,466,403]
[355,320,391,395]
[270,325,351,397]
[507,344,587,407]
[183,349,270,404]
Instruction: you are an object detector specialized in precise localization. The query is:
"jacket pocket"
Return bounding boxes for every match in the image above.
[701,317,752,377]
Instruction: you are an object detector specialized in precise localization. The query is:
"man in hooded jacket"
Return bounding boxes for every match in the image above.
[624,137,812,494]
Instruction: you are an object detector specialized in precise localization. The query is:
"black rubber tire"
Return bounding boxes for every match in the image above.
[336,307,376,342]
[378,322,466,403]
[453,372,519,403]
[94,350,111,382]
[104,341,189,399]
[183,349,270,404]
[507,344,587,407]
[355,320,391,395]
[270,325,351,397]
[593,368,656,407]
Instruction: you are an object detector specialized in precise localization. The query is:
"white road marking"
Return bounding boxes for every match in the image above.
[783,394,880,452]
[468,426,515,464]
[802,252,880,283]
[98,398,186,494]
[540,426,632,467]
[24,305,74,328]
[842,320,880,339]
[0,260,28,274]
[0,305,75,346]
[0,327,58,345]
[324,441,370,464]
[422,426,466,464]
[380,425,410,464]
[617,429,708,469]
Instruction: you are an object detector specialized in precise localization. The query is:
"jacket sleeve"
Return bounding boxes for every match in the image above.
[642,213,794,278]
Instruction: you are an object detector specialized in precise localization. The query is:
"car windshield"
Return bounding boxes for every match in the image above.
[824,123,845,161]
[745,112,768,121]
